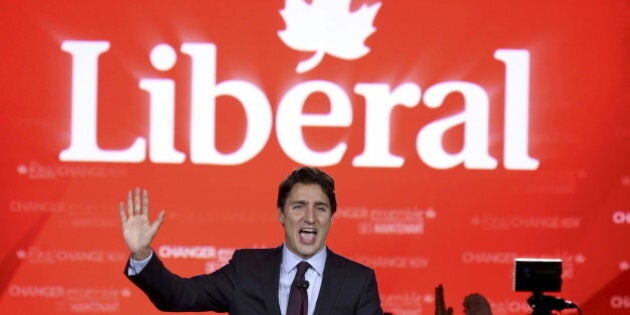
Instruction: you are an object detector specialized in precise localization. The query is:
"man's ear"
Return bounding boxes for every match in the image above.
[277,208,284,225]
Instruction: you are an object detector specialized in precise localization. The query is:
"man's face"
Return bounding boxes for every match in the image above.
[278,182,334,259]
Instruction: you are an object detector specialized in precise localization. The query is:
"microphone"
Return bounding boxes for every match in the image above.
[549,297,577,311]
[296,279,310,290]
[528,294,577,311]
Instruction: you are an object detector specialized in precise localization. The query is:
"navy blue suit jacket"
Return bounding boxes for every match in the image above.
[126,246,383,315]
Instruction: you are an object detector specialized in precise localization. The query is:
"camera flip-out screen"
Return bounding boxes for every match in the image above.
[514,258,562,292]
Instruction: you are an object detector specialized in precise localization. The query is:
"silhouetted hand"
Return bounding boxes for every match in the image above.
[118,188,165,260]
[435,284,453,315]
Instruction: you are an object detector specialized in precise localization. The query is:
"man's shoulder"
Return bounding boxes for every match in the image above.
[231,246,283,263]
[326,248,374,274]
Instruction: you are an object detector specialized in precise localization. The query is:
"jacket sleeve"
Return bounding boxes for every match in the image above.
[124,251,237,312]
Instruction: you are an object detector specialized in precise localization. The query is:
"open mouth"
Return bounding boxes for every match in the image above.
[299,227,317,244]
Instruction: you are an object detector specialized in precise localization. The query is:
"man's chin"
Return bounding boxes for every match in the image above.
[296,245,321,258]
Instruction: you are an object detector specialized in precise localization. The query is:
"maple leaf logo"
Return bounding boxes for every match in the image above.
[278,0,382,73]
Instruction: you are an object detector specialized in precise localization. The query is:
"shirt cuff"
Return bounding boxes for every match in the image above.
[127,251,153,276]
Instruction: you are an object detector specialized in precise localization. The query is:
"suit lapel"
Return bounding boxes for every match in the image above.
[262,246,283,315]
[313,249,346,315]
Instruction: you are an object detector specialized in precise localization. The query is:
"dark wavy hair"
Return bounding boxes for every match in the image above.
[277,167,337,215]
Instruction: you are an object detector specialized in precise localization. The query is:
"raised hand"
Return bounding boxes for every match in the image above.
[435,284,453,315]
[118,188,165,260]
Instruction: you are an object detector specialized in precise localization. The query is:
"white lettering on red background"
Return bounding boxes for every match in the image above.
[60,41,539,170]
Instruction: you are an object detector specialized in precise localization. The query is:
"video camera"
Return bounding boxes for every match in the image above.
[513,258,580,315]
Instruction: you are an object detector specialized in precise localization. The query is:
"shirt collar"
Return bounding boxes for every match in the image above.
[281,244,327,277]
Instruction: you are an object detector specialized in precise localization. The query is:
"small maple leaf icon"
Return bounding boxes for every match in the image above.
[278,0,382,73]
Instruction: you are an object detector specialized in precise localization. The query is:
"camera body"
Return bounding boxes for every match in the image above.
[514,258,562,293]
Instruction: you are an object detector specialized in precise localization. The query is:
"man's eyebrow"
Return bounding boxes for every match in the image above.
[289,200,329,207]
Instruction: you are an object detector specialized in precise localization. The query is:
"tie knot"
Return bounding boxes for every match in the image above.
[296,261,310,277]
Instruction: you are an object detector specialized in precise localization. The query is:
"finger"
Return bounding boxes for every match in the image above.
[118,202,127,223]
[134,187,141,215]
[142,189,149,216]
[127,190,134,218]
[435,284,446,313]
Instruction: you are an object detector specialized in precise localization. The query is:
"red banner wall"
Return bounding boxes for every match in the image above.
[1,1,628,314]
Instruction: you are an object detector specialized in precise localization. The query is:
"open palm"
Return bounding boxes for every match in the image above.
[118,188,165,260]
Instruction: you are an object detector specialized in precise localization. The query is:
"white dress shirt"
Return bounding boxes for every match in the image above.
[278,245,327,315]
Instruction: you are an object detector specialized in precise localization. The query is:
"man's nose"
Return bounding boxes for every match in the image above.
[304,206,315,222]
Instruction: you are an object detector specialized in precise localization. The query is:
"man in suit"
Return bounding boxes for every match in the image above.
[120,167,383,315]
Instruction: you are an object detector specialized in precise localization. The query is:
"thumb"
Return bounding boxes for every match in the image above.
[150,210,166,232]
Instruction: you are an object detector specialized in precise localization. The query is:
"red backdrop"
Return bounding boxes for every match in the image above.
[1,1,628,314]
